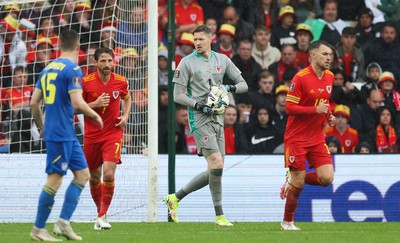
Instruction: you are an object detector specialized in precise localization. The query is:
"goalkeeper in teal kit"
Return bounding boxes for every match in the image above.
[163,25,248,226]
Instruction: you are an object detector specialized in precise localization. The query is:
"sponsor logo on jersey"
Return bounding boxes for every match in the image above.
[216,66,222,73]
[174,70,180,78]
[113,91,120,99]
[251,135,274,145]
[289,82,295,92]
[326,86,332,94]
[72,77,82,87]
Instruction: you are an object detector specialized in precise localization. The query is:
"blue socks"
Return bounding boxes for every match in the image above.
[34,186,56,228]
[60,181,85,221]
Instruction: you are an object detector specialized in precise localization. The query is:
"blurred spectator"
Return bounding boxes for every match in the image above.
[158,50,168,86]
[330,68,361,117]
[268,44,303,83]
[290,0,322,23]
[245,106,282,154]
[355,8,379,52]
[352,89,384,149]
[377,71,400,132]
[70,0,93,51]
[375,106,398,153]
[360,62,382,103]
[212,24,237,58]
[22,1,59,32]
[336,27,365,83]
[270,84,289,139]
[364,21,400,87]
[271,6,297,49]
[37,15,60,59]
[158,85,169,154]
[2,3,20,19]
[324,104,359,153]
[247,0,278,33]
[235,93,255,125]
[117,2,147,51]
[231,39,263,91]
[355,141,372,153]
[98,21,123,63]
[224,105,248,154]
[58,0,75,31]
[325,135,342,154]
[27,37,54,86]
[335,0,365,22]
[294,23,313,67]
[306,0,349,46]
[251,25,281,70]
[161,0,203,40]
[116,47,142,87]
[158,0,168,44]
[19,18,37,64]
[81,44,98,76]
[175,32,194,66]
[198,0,229,25]
[6,67,33,153]
[365,0,398,24]
[91,0,121,43]
[0,14,27,87]
[282,66,299,86]
[175,104,197,154]
[205,17,219,44]
[222,5,254,41]
[249,69,276,110]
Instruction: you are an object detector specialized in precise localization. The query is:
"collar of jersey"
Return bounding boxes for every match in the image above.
[194,50,214,62]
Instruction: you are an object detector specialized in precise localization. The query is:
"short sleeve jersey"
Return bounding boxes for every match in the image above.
[36,58,83,141]
[173,51,242,132]
[6,86,34,106]
[324,126,359,153]
[284,65,334,147]
[164,1,204,27]
[82,72,130,144]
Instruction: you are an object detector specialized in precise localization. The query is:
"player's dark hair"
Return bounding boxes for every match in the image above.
[193,25,212,37]
[308,40,332,52]
[94,47,114,61]
[13,66,27,75]
[59,29,79,52]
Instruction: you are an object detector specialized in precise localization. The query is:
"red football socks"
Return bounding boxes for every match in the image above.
[283,184,303,222]
[98,179,115,217]
[90,182,102,214]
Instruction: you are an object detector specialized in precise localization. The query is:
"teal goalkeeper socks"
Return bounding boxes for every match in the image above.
[60,181,85,221]
[34,186,56,228]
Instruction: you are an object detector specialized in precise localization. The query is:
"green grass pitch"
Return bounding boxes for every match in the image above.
[1,222,399,243]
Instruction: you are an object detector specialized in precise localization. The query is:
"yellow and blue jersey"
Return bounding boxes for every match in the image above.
[35,58,83,142]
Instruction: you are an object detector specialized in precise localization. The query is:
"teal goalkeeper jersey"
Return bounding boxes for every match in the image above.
[35,58,83,141]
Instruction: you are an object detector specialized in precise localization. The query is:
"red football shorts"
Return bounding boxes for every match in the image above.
[284,143,332,171]
[84,139,122,170]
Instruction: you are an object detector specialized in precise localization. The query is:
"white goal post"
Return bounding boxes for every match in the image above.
[0,0,158,222]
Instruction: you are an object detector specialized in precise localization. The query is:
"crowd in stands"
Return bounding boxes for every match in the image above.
[0,0,399,155]
[157,0,400,155]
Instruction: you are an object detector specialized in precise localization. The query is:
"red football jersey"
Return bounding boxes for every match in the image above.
[163,1,204,27]
[82,72,130,144]
[284,65,334,147]
[6,86,34,106]
[324,126,359,153]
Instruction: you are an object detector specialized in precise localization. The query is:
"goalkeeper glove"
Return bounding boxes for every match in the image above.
[194,101,214,114]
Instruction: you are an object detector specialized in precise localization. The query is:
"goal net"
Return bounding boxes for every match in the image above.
[0,0,157,222]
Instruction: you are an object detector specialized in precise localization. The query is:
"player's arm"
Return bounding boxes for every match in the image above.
[173,83,197,108]
[70,91,103,129]
[30,88,44,136]
[88,93,110,109]
[116,92,132,128]
[224,57,248,94]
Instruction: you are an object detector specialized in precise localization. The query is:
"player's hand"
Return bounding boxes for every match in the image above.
[95,93,110,108]
[115,115,129,128]
[328,114,336,127]
[92,113,103,129]
[316,100,330,114]
[194,101,214,114]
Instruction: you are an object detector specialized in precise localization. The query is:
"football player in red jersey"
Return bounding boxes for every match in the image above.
[280,40,336,230]
[82,48,131,230]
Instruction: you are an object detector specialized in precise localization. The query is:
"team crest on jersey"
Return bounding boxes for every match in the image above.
[216,66,222,73]
[72,77,82,87]
[113,91,120,99]
[174,70,180,78]
[326,86,332,94]
[289,82,295,92]
[203,136,209,142]
[289,156,295,163]
[190,14,197,21]
[345,140,351,147]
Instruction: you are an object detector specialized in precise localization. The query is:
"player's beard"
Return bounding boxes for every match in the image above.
[99,67,112,76]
